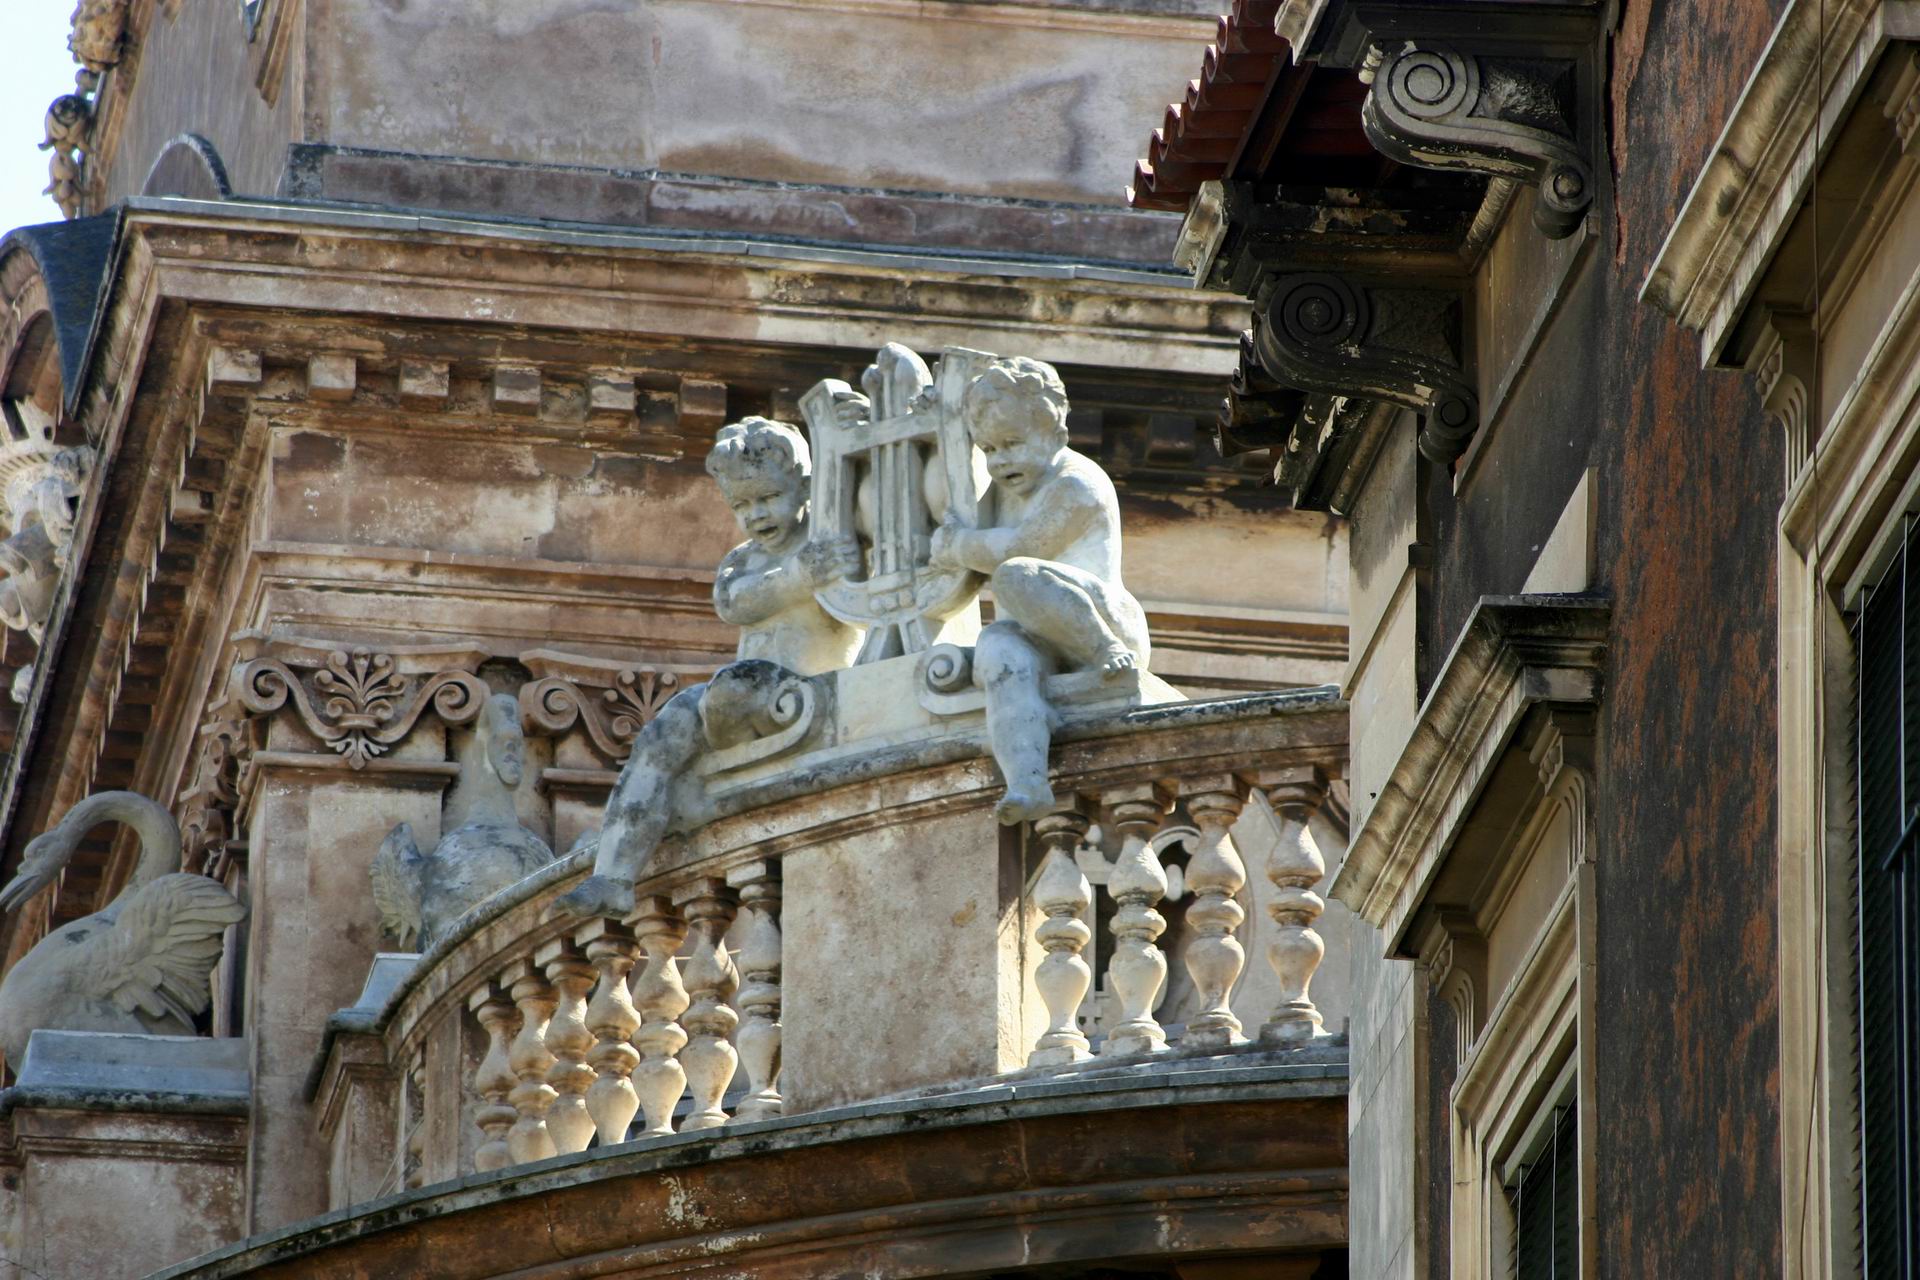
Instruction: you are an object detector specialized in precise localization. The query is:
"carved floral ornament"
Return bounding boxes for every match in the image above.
[234,637,492,770]
[177,639,725,860]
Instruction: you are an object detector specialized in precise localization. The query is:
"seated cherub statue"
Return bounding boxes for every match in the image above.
[557,418,862,918]
[928,357,1150,825]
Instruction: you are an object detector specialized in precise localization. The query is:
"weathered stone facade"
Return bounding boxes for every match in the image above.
[0,4,1361,1277]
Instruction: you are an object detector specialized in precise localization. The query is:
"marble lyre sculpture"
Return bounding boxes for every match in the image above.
[0,791,246,1069]
[556,344,1156,915]
[557,417,864,919]
[371,693,555,949]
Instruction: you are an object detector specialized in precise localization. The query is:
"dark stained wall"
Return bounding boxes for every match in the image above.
[1415,1,1789,1275]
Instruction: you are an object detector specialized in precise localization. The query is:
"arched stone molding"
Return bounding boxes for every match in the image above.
[141,134,233,202]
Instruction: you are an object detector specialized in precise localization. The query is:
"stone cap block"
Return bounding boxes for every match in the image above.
[16,1031,250,1102]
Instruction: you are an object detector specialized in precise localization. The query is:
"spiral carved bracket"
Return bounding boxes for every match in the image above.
[1249,273,1478,464]
[1362,42,1592,240]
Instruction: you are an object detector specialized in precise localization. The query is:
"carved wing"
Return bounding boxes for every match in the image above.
[370,823,425,950]
[87,873,246,1026]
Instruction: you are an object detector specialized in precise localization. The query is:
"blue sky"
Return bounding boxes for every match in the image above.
[0,4,89,235]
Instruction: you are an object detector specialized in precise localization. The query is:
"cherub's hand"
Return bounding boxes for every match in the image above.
[928,519,964,571]
[797,536,863,588]
[830,390,872,428]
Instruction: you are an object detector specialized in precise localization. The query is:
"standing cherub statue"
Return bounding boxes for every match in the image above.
[556,418,862,918]
[928,357,1150,824]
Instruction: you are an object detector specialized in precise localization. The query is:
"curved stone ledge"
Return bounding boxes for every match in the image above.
[344,684,1346,1069]
[169,1055,1348,1280]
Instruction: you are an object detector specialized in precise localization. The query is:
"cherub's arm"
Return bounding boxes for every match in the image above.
[714,538,862,625]
[935,475,1099,574]
[714,546,813,626]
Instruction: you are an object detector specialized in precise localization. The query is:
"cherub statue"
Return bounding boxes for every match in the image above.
[556,418,862,918]
[370,693,554,949]
[928,357,1150,824]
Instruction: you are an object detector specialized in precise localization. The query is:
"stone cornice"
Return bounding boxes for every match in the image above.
[1331,596,1607,950]
[1640,0,1920,364]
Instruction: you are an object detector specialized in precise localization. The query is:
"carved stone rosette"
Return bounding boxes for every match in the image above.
[1362,42,1592,240]
[233,635,491,769]
[1249,273,1478,464]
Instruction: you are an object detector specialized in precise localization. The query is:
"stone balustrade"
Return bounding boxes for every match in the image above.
[314,688,1347,1202]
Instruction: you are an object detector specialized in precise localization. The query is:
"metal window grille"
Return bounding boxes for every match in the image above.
[1853,519,1920,1278]
[1509,1102,1576,1280]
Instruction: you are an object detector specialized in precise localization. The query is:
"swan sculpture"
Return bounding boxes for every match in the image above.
[371,693,554,950]
[0,791,246,1071]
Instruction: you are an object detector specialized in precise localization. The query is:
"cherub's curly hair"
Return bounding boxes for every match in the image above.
[705,417,812,485]
[962,357,1070,441]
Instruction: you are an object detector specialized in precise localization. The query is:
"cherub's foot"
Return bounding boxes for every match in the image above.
[554,875,636,920]
[1098,645,1138,679]
[995,782,1057,826]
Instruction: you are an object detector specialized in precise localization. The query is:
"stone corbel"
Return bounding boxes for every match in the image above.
[1362,41,1593,240]
[232,633,492,770]
[1250,272,1478,464]
[1420,908,1488,1065]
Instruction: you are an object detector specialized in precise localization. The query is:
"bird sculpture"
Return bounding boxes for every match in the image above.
[0,790,246,1071]
[371,693,554,950]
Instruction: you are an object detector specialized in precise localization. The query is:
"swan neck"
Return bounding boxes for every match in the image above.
[61,792,184,899]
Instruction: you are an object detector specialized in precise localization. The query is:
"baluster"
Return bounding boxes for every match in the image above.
[468,985,519,1172]
[674,877,741,1131]
[1179,776,1250,1049]
[537,938,598,1154]
[503,961,558,1164]
[1260,765,1329,1045]
[728,861,784,1121]
[630,895,690,1137]
[580,919,642,1146]
[1029,803,1094,1066]
[1102,783,1174,1056]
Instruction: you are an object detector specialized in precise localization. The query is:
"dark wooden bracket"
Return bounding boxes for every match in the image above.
[1248,273,1477,463]
[1362,42,1592,239]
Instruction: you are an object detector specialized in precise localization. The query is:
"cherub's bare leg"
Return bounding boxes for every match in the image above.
[990,558,1136,675]
[975,621,1057,825]
[555,686,706,918]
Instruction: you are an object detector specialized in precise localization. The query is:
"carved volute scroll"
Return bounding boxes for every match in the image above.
[1362,42,1592,240]
[799,344,994,663]
[518,649,715,766]
[233,635,491,769]
[1250,273,1478,464]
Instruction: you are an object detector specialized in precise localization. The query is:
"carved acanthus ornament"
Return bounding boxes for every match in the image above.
[1361,42,1592,240]
[0,402,95,651]
[518,650,715,765]
[1249,273,1476,464]
[68,0,129,74]
[177,715,259,877]
[233,635,491,769]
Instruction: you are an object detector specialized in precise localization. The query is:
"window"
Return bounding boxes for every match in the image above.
[1509,1101,1577,1280]
[1851,518,1920,1276]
